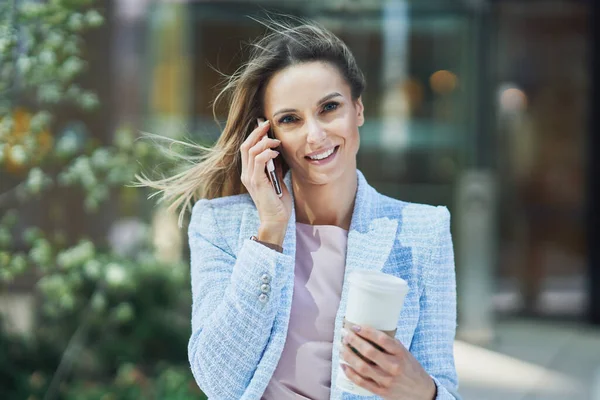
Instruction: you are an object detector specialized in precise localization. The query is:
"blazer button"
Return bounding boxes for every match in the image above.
[260,283,271,293]
[258,293,269,303]
[260,273,271,284]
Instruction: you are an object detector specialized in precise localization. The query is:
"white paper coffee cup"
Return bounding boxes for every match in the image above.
[336,270,409,396]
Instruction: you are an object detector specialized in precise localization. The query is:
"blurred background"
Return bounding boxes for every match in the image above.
[1,0,599,399]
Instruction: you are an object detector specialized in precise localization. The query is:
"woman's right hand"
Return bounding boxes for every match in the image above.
[240,119,292,240]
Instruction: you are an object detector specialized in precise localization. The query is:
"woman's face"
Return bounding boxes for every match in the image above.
[262,61,364,186]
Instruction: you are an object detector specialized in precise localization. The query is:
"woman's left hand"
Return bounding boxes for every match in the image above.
[339,325,437,400]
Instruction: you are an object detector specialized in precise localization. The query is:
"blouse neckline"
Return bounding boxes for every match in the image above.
[296,222,349,232]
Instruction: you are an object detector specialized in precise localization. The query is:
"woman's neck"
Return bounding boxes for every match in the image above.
[292,168,358,230]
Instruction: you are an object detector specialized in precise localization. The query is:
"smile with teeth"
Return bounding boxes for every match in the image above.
[307,146,337,160]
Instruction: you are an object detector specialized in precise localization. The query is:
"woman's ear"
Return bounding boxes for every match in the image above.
[355,96,365,127]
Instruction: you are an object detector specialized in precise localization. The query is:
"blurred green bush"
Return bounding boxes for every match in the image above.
[0,1,205,398]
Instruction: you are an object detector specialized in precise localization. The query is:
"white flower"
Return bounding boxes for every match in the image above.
[38,50,56,66]
[91,148,111,169]
[81,170,97,189]
[26,167,44,194]
[80,92,99,110]
[57,240,95,269]
[10,145,27,165]
[20,2,44,17]
[63,39,78,55]
[55,134,79,157]
[68,14,84,31]
[29,239,52,267]
[62,56,84,77]
[16,57,32,74]
[85,10,104,27]
[47,32,63,49]
[38,84,61,103]
[84,259,101,279]
[105,263,127,287]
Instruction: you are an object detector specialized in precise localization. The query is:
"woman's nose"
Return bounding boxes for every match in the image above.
[306,119,326,144]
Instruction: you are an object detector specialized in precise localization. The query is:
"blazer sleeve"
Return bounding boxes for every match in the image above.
[187,199,294,399]
[409,206,462,400]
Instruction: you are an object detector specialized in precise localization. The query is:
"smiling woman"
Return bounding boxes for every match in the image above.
[135,14,460,400]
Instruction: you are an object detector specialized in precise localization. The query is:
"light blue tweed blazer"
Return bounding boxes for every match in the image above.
[187,169,460,400]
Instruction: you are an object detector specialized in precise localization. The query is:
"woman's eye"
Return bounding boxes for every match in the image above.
[323,102,339,112]
[279,115,296,124]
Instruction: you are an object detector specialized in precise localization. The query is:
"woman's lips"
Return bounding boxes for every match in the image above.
[305,145,339,165]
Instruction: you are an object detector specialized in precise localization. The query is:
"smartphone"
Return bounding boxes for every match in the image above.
[257,118,283,197]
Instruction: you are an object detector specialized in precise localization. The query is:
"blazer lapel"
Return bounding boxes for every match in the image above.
[345,170,398,275]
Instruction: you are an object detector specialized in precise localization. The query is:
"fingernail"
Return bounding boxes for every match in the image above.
[341,327,348,338]
[352,325,361,333]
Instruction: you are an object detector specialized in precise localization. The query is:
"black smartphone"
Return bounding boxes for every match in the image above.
[257,118,282,197]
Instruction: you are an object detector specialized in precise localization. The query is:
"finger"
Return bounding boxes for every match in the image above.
[341,365,386,397]
[240,121,256,182]
[252,148,279,184]
[249,119,270,142]
[248,135,281,161]
[343,328,398,376]
[341,346,392,392]
[239,120,258,179]
[254,148,279,168]
[350,325,401,356]
[241,119,271,176]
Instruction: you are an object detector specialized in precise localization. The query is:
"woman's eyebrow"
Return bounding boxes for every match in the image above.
[272,92,343,118]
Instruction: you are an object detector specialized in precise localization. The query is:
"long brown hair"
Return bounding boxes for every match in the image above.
[134,15,366,227]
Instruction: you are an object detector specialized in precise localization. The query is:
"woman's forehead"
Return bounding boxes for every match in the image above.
[263,62,350,108]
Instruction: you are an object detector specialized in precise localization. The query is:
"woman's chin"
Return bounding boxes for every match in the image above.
[290,158,353,186]
[305,168,347,186]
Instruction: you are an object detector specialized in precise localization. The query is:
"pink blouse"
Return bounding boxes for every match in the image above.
[261,222,349,400]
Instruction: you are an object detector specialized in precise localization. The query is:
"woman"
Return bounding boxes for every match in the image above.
[138,17,460,400]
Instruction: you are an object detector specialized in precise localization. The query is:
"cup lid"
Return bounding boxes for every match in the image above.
[347,270,408,293]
